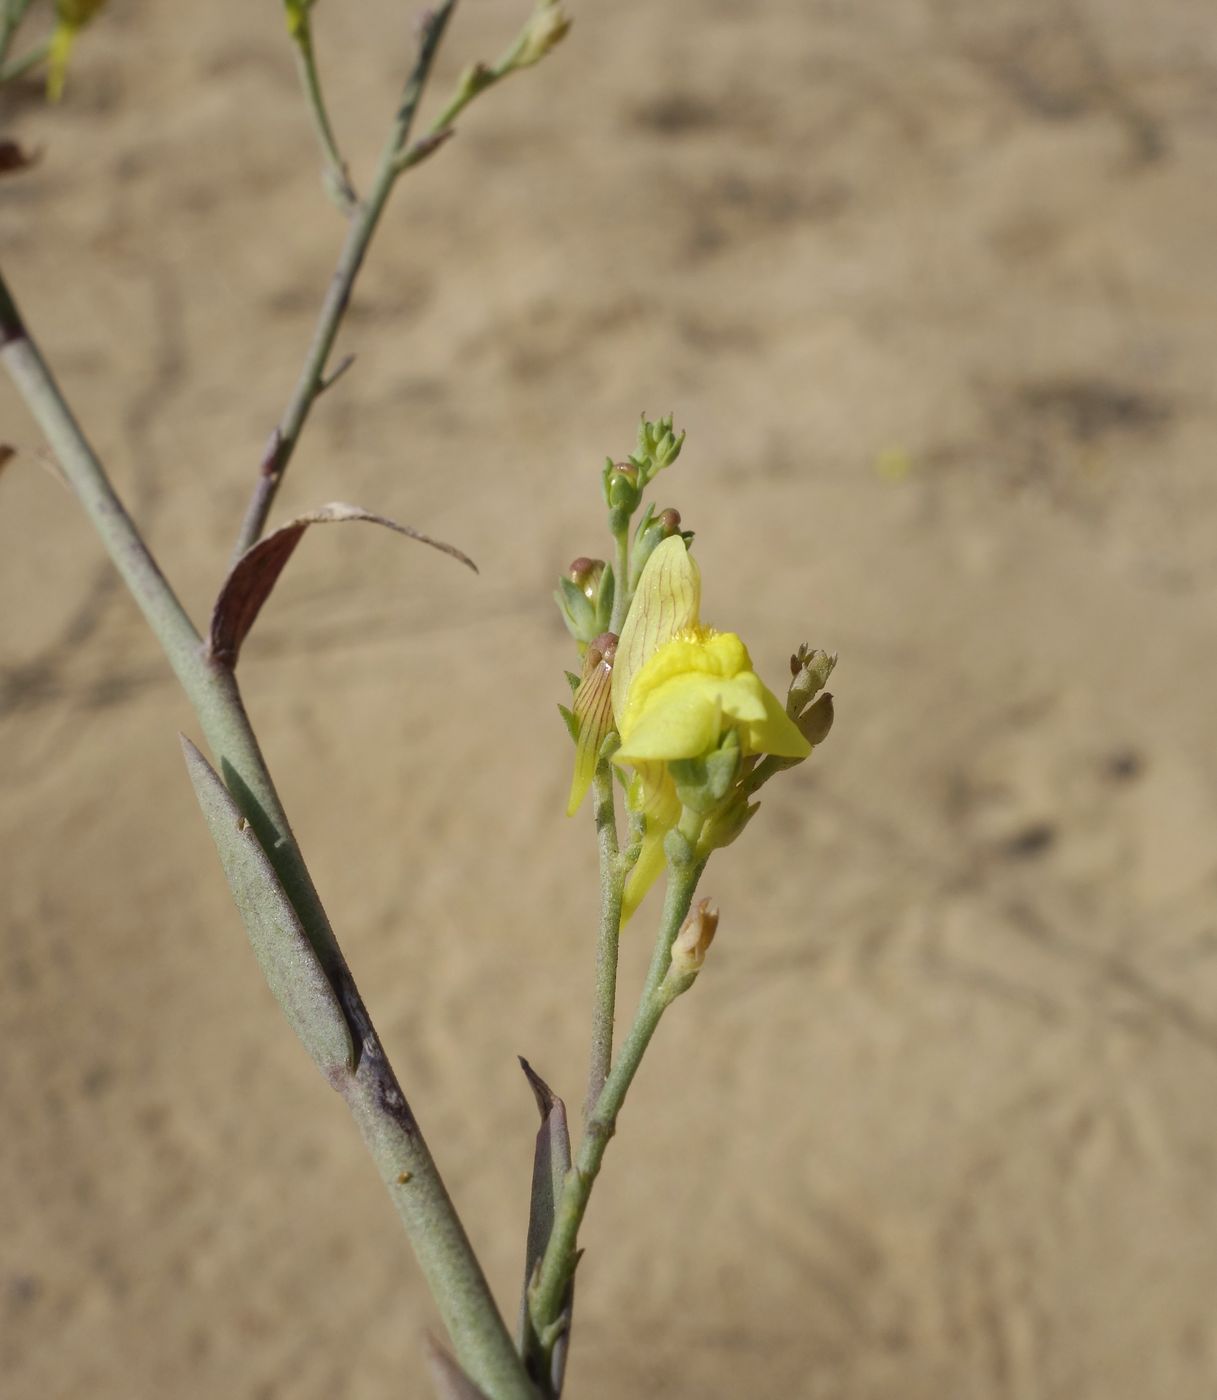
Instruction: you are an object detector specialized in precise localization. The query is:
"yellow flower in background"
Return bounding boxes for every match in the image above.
[47,0,108,102]
[610,537,809,922]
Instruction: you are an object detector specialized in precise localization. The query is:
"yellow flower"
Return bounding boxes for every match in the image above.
[47,0,108,102]
[610,537,809,921]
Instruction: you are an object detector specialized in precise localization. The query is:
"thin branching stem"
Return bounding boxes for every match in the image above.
[529,840,706,1368]
[230,0,459,565]
[0,33,47,84]
[290,15,356,210]
[0,0,34,75]
[0,266,537,1400]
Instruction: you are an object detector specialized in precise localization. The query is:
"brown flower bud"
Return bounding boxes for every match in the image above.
[669,898,719,978]
[567,557,606,601]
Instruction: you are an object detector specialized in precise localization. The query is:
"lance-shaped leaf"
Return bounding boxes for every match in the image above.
[208,502,477,668]
[181,737,354,1078]
[423,1334,492,1400]
[518,1057,573,1395]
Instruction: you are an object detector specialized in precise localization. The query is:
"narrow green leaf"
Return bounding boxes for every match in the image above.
[557,703,578,743]
[181,736,354,1077]
[518,1057,572,1394]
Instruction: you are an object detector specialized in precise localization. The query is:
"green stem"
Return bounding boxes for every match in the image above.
[291,19,357,210]
[0,32,47,84]
[230,0,459,565]
[608,528,629,634]
[583,760,623,1122]
[529,845,706,1363]
[0,268,537,1400]
[0,0,34,75]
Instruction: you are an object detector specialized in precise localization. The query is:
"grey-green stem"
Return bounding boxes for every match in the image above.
[230,0,458,565]
[0,32,47,84]
[0,0,34,76]
[290,17,357,211]
[528,841,706,1367]
[608,528,629,634]
[584,760,624,1121]
[0,271,537,1400]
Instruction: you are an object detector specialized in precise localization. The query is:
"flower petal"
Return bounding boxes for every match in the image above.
[611,537,700,730]
[621,822,667,925]
[744,681,813,759]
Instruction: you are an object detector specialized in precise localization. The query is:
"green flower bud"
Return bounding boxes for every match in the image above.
[697,791,759,857]
[797,692,834,748]
[512,0,571,68]
[556,558,615,648]
[787,646,837,717]
[568,556,604,601]
[603,459,642,515]
[629,505,687,587]
[634,413,685,482]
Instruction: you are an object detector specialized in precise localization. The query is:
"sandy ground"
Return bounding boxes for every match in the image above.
[3,0,1217,1396]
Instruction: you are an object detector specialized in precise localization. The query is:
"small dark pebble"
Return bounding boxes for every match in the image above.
[1002,822,1057,859]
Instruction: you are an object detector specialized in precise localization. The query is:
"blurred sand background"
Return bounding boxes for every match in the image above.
[3,0,1217,1396]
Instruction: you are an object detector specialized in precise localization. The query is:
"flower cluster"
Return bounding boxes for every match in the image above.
[558,420,835,934]
[609,536,811,919]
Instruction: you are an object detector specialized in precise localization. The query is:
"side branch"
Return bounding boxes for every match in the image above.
[229,0,459,564]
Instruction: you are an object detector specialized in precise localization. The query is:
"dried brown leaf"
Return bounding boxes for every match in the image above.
[208,502,476,668]
[0,141,40,177]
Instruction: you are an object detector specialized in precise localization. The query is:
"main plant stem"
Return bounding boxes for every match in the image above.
[530,841,706,1363]
[0,272,536,1400]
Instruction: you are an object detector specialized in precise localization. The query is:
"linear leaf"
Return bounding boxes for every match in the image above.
[181,736,354,1077]
[518,1056,572,1395]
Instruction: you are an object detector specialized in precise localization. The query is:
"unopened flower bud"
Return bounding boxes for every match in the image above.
[556,559,615,648]
[568,557,605,602]
[630,505,687,586]
[669,898,719,978]
[585,630,617,671]
[797,692,834,748]
[513,0,571,68]
[787,646,837,716]
[604,460,641,510]
[697,791,759,856]
[636,414,685,477]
